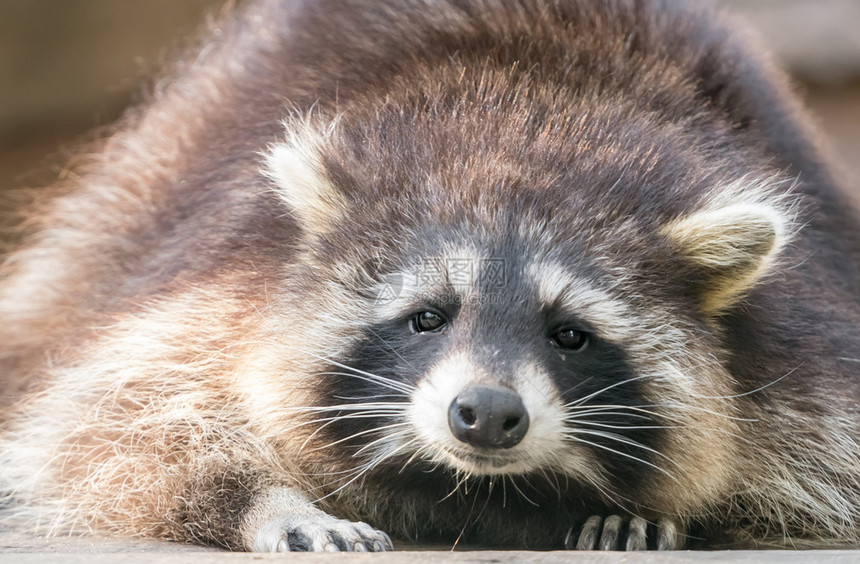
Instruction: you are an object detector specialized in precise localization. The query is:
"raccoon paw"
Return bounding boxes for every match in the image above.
[564,515,682,550]
[253,513,393,552]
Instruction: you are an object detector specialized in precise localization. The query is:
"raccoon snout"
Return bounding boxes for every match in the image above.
[447,386,530,449]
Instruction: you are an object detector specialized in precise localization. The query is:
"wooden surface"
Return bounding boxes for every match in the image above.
[2,548,859,563]
[0,531,858,563]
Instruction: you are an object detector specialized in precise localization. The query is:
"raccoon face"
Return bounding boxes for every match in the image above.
[262,109,796,512]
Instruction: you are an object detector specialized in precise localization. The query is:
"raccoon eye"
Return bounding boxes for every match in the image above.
[411,311,447,333]
[552,327,589,351]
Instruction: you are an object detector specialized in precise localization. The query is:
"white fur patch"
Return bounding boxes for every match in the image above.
[245,487,391,552]
[407,352,601,482]
[371,246,483,322]
[263,115,345,233]
[660,175,797,314]
[527,260,637,344]
[408,353,481,467]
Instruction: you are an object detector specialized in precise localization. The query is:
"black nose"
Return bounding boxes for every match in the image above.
[447,385,530,449]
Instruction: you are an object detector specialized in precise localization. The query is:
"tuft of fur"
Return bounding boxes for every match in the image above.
[1,0,858,552]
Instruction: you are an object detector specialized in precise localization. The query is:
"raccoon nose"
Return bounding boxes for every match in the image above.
[447,385,530,449]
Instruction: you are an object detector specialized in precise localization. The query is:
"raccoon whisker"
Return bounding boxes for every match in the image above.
[353,428,419,462]
[271,407,404,439]
[506,475,539,507]
[364,327,421,375]
[537,467,563,500]
[297,412,403,452]
[565,428,676,463]
[451,475,485,551]
[277,412,398,439]
[351,426,414,456]
[548,460,667,528]
[645,402,758,422]
[306,422,410,453]
[565,375,652,408]
[549,469,563,499]
[563,405,673,423]
[575,402,755,423]
[332,393,408,401]
[441,471,463,504]
[451,469,468,499]
[293,412,401,446]
[302,436,418,479]
[315,436,419,502]
[295,410,406,423]
[314,465,376,503]
[299,416,400,452]
[579,475,623,512]
[284,347,417,394]
[691,363,803,400]
[500,475,508,508]
[571,421,682,432]
[411,443,442,470]
[580,403,674,415]
[439,470,472,503]
[421,461,443,475]
[396,443,431,475]
[363,435,422,472]
[285,401,409,413]
[297,411,408,428]
[318,370,414,396]
[570,419,754,445]
[401,445,441,476]
[565,402,655,412]
[567,396,753,426]
[316,371,414,396]
[315,361,417,394]
[482,476,497,512]
[558,376,595,398]
[469,477,499,537]
[518,472,545,498]
[462,471,473,497]
[563,410,655,422]
[564,435,678,482]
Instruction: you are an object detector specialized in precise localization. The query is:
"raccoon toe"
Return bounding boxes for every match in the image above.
[254,514,392,552]
[564,515,681,550]
[654,518,681,550]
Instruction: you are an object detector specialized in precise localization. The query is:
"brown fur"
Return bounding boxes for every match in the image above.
[1,0,858,551]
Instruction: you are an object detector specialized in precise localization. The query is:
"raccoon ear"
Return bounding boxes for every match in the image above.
[661,201,791,315]
[263,131,347,234]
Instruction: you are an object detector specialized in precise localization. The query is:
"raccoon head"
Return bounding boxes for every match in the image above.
[260,105,796,517]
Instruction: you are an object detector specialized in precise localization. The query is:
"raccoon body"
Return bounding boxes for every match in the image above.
[1,0,858,552]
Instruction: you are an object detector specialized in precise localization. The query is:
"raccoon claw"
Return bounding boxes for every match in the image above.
[254,514,393,552]
[564,515,681,550]
[655,518,680,550]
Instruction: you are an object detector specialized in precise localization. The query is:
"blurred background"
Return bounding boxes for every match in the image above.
[1,0,858,202]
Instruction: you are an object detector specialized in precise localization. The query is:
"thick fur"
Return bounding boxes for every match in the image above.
[1,0,858,551]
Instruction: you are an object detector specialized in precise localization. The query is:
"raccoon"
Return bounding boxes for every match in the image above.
[1,0,858,553]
